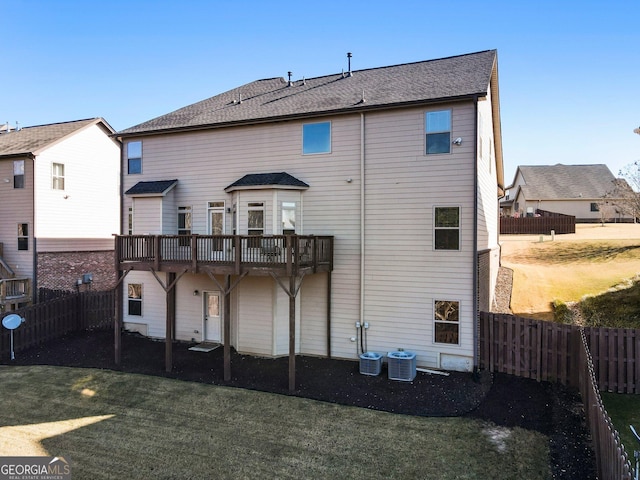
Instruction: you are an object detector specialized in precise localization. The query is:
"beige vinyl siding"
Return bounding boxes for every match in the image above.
[124,271,167,339]
[236,276,273,356]
[0,157,35,278]
[36,238,114,252]
[362,105,476,367]
[132,198,162,234]
[162,190,177,234]
[300,273,329,356]
[121,115,362,359]
[34,123,119,239]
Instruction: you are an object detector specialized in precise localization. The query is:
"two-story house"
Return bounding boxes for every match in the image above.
[114,50,504,388]
[501,164,634,222]
[0,118,120,310]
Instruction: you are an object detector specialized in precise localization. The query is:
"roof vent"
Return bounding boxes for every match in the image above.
[347,52,353,77]
[287,71,293,87]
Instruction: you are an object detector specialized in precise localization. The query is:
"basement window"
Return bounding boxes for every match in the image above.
[434,300,459,344]
[127,284,142,316]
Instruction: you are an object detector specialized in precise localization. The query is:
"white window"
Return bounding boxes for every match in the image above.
[127,141,142,174]
[434,300,459,344]
[178,206,192,246]
[13,160,24,189]
[127,284,142,316]
[17,223,28,251]
[208,202,225,235]
[434,206,460,250]
[303,122,331,154]
[426,110,451,154]
[52,163,65,190]
[282,202,296,234]
[248,202,264,247]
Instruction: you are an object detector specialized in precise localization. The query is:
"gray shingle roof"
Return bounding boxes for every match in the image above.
[0,118,112,158]
[518,164,618,199]
[119,50,497,135]
[125,180,178,196]
[225,173,309,192]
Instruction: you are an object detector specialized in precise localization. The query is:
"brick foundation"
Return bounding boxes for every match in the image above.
[37,250,116,292]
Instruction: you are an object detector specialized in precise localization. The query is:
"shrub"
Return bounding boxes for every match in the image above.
[552,299,573,324]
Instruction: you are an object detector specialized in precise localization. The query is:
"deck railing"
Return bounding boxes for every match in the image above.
[116,234,333,274]
[0,277,32,305]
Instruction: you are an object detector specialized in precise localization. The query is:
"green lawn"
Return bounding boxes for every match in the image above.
[0,366,551,480]
[602,392,640,462]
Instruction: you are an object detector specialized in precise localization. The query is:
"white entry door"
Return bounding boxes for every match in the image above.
[203,291,221,343]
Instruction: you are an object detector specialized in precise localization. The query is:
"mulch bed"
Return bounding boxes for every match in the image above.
[2,329,596,479]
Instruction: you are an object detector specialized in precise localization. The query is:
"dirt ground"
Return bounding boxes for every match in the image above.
[501,223,640,318]
[3,329,596,479]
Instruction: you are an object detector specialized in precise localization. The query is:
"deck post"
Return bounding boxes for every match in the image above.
[224,275,231,381]
[114,281,122,366]
[165,272,176,372]
[289,274,296,392]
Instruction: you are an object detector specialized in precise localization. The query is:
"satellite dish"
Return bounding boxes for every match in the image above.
[2,313,24,330]
[2,313,25,360]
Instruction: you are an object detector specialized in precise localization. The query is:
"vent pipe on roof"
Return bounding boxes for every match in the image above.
[287,71,293,87]
[347,52,353,77]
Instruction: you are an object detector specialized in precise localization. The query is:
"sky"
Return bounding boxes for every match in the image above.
[2,0,639,184]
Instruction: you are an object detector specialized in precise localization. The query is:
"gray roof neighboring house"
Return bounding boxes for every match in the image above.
[511,164,621,200]
[118,50,499,136]
[0,118,115,159]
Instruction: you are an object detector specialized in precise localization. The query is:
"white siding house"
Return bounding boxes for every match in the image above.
[0,118,120,309]
[115,50,504,384]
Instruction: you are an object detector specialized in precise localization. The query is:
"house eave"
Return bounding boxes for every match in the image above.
[115,94,483,140]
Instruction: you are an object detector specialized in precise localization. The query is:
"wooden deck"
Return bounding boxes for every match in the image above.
[0,277,32,308]
[115,234,334,276]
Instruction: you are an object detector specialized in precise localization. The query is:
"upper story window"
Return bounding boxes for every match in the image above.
[434,206,460,250]
[127,141,142,174]
[13,160,24,189]
[303,122,331,155]
[178,206,192,246]
[52,163,65,190]
[282,202,296,235]
[425,110,451,154]
[17,223,28,250]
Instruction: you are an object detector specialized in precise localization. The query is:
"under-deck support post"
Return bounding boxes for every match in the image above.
[224,275,231,381]
[289,274,296,393]
[165,272,176,373]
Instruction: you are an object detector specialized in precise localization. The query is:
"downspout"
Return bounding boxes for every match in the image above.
[359,113,365,330]
[30,155,37,303]
[472,96,480,370]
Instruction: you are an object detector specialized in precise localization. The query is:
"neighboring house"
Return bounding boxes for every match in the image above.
[501,164,634,222]
[114,50,504,384]
[0,118,120,310]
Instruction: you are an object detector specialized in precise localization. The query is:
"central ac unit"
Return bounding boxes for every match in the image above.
[387,351,417,381]
[359,352,382,376]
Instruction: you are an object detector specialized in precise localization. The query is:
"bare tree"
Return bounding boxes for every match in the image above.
[615,164,640,222]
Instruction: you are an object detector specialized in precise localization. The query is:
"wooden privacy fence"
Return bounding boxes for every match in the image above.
[500,212,576,235]
[480,312,636,479]
[0,290,114,360]
[480,313,640,393]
